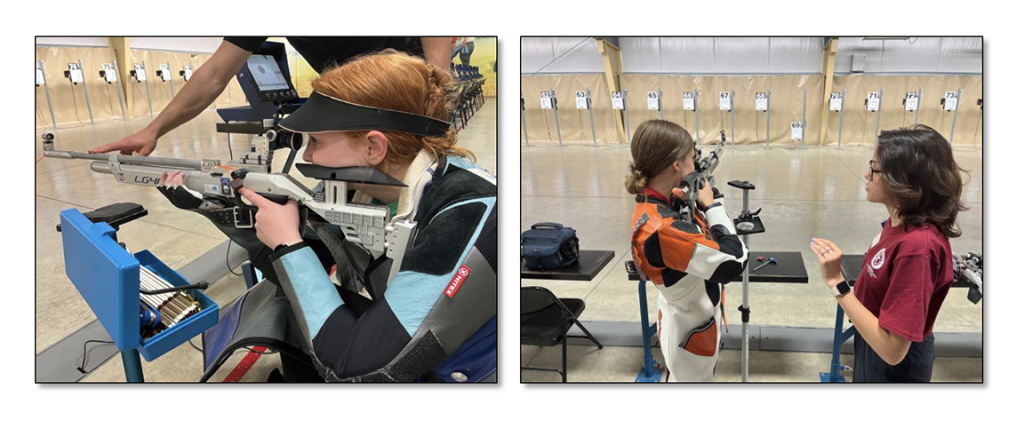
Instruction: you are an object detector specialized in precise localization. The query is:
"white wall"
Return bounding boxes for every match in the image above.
[835,37,982,74]
[523,37,983,76]
[128,37,223,54]
[620,37,824,74]
[520,37,604,75]
[35,37,224,54]
[36,37,109,47]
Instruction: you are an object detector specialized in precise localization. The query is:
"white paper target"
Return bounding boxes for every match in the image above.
[904,91,918,111]
[67,63,83,83]
[101,64,117,83]
[829,92,843,111]
[133,64,147,82]
[866,92,880,112]
[647,91,659,110]
[719,92,732,111]
[182,65,193,81]
[611,92,624,110]
[575,91,588,109]
[158,64,171,82]
[36,68,44,85]
[755,92,767,111]
[791,121,804,140]
[944,91,958,111]
[540,91,553,109]
[683,92,695,111]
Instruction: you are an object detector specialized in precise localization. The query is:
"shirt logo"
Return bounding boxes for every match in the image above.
[871,248,886,269]
[444,265,472,298]
[867,248,886,278]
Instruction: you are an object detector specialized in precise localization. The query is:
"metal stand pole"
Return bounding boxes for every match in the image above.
[587,87,597,146]
[740,188,751,382]
[521,97,530,146]
[801,88,808,149]
[39,60,59,130]
[551,88,563,146]
[623,89,631,144]
[915,88,922,125]
[143,61,154,117]
[166,62,176,98]
[730,89,736,148]
[874,88,885,139]
[838,89,847,149]
[78,60,95,125]
[695,88,700,144]
[819,303,855,382]
[112,58,127,121]
[658,88,664,120]
[766,89,772,148]
[121,349,145,383]
[950,88,962,145]
[636,279,662,382]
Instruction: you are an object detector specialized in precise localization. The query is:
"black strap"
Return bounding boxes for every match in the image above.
[362,254,390,301]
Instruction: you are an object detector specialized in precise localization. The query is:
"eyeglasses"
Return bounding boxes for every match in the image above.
[868,160,882,181]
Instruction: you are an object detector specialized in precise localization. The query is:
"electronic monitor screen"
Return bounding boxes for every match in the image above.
[247,55,291,92]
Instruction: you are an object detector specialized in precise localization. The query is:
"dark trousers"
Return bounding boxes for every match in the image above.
[854,331,935,382]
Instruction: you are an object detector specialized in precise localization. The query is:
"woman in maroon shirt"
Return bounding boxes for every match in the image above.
[810,125,968,382]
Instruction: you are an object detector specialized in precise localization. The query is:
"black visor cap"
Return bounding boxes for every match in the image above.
[279,92,450,137]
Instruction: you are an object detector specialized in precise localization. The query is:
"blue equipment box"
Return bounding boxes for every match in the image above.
[59,208,219,361]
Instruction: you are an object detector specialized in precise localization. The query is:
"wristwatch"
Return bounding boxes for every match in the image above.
[830,280,852,298]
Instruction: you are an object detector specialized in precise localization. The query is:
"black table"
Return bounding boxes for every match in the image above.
[842,255,865,284]
[521,250,616,281]
[627,250,808,284]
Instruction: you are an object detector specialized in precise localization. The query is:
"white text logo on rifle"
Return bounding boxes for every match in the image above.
[867,248,886,278]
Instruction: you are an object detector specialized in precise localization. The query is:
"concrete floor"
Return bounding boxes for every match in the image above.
[520,140,982,382]
[521,345,983,383]
[36,97,496,382]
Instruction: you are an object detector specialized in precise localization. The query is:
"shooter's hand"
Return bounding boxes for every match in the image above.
[696,179,715,210]
[237,187,303,249]
[810,237,845,289]
[89,129,158,156]
[157,170,203,210]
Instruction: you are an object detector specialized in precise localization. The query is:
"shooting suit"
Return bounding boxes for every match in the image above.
[630,188,747,381]
[164,150,497,382]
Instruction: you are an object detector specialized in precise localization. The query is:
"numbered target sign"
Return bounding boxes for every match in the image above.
[755,92,768,111]
[575,91,588,109]
[791,121,804,140]
[158,64,171,82]
[67,63,84,83]
[35,67,44,86]
[611,91,624,110]
[829,92,843,111]
[647,91,660,110]
[904,91,918,111]
[133,64,147,82]
[682,92,695,111]
[944,91,958,111]
[101,64,118,83]
[866,92,880,112]
[182,65,193,82]
[540,91,553,109]
[719,92,732,111]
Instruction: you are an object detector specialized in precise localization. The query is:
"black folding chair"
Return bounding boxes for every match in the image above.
[521,286,603,382]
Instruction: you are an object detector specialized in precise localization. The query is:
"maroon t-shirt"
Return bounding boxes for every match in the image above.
[853,219,954,342]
